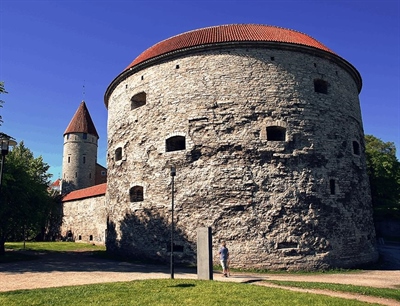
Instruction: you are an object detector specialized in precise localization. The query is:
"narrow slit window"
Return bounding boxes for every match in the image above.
[314,79,328,94]
[330,179,336,195]
[115,147,123,161]
[130,186,144,202]
[352,141,360,156]
[266,126,286,141]
[83,156,86,164]
[131,92,146,110]
[166,136,186,152]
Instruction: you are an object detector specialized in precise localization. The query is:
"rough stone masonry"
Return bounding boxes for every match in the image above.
[104,24,378,270]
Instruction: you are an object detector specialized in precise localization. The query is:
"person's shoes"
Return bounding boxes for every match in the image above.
[223,273,227,277]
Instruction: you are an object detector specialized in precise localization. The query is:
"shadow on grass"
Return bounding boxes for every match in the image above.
[0,248,196,275]
[0,251,39,263]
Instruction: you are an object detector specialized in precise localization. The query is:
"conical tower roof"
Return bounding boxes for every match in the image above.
[64,101,99,138]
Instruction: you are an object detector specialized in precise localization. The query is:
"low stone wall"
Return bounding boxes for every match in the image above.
[61,195,107,245]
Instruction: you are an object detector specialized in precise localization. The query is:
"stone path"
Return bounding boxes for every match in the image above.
[0,244,399,305]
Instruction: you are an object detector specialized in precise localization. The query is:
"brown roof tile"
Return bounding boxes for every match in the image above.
[62,183,106,202]
[64,101,99,138]
[125,24,335,71]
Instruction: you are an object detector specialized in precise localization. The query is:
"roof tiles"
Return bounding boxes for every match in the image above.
[125,24,335,71]
[62,183,107,202]
[64,101,99,138]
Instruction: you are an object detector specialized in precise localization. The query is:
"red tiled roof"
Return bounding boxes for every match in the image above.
[64,101,99,138]
[50,179,61,187]
[62,183,106,202]
[125,24,335,71]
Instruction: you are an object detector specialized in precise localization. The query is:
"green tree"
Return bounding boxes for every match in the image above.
[0,81,7,125]
[0,142,55,255]
[365,135,400,220]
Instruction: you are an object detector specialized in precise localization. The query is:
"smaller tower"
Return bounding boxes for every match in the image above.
[62,101,99,193]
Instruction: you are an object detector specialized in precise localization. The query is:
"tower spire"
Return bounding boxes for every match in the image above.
[64,101,99,138]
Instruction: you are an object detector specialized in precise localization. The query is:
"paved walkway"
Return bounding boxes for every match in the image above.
[0,245,399,305]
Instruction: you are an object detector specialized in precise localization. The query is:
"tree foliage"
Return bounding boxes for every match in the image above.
[365,135,400,220]
[0,142,60,255]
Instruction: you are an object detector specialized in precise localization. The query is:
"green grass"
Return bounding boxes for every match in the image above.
[5,241,106,252]
[267,280,400,302]
[1,242,106,263]
[0,279,377,306]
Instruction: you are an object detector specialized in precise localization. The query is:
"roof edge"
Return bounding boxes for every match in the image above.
[104,41,361,106]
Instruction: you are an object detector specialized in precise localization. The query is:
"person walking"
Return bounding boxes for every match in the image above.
[218,241,230,277]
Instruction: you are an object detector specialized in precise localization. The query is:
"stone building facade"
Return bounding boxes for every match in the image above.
[103,24,378,270]
[60,101,107,241]
[61,184,107,243]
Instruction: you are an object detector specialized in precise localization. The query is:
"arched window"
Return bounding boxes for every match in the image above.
[131,92,146,110]
[352,141,360,156]
[130,186,144,202]
[166,136,186,152]
[314,79,328,94]
[266,126,286,141]
[115,147,123,161]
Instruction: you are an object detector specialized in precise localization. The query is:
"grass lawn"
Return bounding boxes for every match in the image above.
[5,241,106,252]
[1,242,396,305]
[268,280,400,302]
[0,279,375,306]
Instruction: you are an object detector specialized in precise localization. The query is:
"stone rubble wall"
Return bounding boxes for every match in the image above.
[61,195,107,244]
[105,46,378,270]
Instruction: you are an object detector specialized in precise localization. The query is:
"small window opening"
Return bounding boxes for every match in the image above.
[83,133,87,139]
[330,179,336,195]
[101,171,106,176]
[176,64,180,69]
[266,126,286,141]
[89,173,92,179]
[314,63,317,67]
[131,92,146,110]
[89,235,93,241]
[75,172,77,178]
[166,136,186,152]
[352,141,360,155]
[78,235,82,240]
[141,75,144,80]
[68,156,70,163]
[270,56,275,61]
[314,79,328,94]
[83,156,86,164]
[115,147,123,161]
[130,186,144,202]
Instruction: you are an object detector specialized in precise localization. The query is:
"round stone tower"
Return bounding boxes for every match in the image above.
[104,24,378,270]
[62,101,99,193]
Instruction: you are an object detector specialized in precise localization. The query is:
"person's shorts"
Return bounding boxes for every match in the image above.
[220,260,228,270]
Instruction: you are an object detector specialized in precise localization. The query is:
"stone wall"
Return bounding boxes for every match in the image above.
[105,46,378,270]
[61,194,107,244]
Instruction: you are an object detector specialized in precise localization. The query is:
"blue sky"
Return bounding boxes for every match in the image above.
[0,0,399,180]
